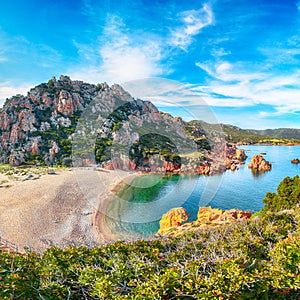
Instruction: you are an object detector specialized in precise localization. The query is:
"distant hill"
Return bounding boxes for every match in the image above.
[251,128,300,140]
[187,120,300,145]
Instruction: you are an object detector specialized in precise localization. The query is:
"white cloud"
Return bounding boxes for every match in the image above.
[194,57,300,114]
[0,48,8,62]
[259,46,300,65]
[216,62,232,74]
[196,60,264,82]
[170,4,214,50]
[122,78,220,123]
[70,15,164,84]
[211,47,231,58]
[71,5,215,84]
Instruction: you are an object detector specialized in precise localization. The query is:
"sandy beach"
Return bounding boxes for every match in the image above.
[0,167,131,252]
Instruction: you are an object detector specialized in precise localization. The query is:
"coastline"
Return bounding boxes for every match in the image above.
[236,142,300,146]
[93,171,139,242]
[1,142,299,250]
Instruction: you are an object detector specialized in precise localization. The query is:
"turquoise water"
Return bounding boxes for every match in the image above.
[185,145,300,220]
[106,145,300,237]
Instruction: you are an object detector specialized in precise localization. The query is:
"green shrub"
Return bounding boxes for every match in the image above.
[262,175,300,213]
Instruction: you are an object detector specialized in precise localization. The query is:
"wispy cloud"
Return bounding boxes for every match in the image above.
[0,48,8,63]
[0,29,64,106]
[196,60,264,82]
[122,78,220,123]
[71,4,214,84]
[194,56,300,116]
[169,4,214,50]
[70,15,165,84]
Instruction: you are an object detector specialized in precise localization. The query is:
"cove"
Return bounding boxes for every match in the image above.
[105,145,300,237]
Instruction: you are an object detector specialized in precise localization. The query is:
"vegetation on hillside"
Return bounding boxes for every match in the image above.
[252,128,300,141]
[187,120,300,145]
[1,175,300,299]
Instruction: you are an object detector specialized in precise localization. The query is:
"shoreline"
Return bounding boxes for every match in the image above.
[93,171,139,242]
[236,142,300,146]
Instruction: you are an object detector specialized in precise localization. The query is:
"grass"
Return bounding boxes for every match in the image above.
[0,164,67,181]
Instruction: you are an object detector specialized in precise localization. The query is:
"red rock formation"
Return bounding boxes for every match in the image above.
[9,151,25,166]
[235,149,247,161]
[49,141,60,161]
[41,92,53,107]
[157,206,252,236]
[0,111,10,130]
[248,155,272,171]
[291,158,300,164]
[157,207,189,235]
[197,207,251,223]
[164,161,180,172]
[30,139,39,155]
[199,162,211,175]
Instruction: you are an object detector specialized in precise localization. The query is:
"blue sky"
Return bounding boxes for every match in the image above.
[1,0,300,129]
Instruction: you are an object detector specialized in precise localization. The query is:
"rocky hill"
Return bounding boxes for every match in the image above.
[0,75,101,165]
[0,76,199,169]
[0,76,246,172]
[0,76,184,166]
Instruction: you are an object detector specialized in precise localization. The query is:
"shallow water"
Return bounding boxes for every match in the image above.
[106,145,300,237]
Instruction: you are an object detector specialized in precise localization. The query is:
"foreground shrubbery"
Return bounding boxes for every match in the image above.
[1,176,300,299]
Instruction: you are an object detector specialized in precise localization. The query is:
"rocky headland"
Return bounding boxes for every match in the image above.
[157,206,252,236]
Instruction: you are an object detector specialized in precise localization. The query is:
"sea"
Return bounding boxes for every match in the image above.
[104,145,300,237]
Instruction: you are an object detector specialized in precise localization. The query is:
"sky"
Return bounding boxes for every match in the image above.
[1,0,300,129]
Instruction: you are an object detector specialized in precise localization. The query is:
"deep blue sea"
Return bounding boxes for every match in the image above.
[106,145,300,237]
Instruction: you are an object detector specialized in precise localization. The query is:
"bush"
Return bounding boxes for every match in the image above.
[262,175,300,213]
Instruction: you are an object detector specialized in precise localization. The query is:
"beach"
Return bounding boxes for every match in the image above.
[0,167,131,252]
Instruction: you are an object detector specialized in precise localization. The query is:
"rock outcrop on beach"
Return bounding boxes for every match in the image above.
[157,206,252,236]
[248,154,272,171]
[197,143,247,175]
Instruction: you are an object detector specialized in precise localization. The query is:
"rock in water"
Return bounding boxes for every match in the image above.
[248,154,272,171]
[291,158,300,164]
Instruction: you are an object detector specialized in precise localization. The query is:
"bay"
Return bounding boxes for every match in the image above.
[106,145,300,237]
